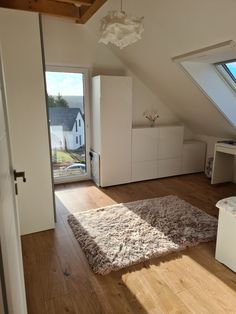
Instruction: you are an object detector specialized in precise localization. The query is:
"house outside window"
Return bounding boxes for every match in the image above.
[79,135,82,146]
[79,119,81,127]
[76,136,78,144]
[75,120,78,132]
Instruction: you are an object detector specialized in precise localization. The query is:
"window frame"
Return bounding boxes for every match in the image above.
[215,59,236,93]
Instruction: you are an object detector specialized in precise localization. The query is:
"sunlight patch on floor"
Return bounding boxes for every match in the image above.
[121,249,236,313]
[55,184,117,214]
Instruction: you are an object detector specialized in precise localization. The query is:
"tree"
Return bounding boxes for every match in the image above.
[47,95,56,107]
[47,93,68,108]
[55,94,68,107]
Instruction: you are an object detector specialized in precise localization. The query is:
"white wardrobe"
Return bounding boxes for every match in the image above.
[91,75,132,187]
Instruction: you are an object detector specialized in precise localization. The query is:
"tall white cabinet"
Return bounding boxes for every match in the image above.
[91,75,132,187]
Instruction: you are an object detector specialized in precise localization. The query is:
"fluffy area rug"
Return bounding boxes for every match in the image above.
[68,195,217,275]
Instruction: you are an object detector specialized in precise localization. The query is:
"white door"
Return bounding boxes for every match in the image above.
[0,59,27,313]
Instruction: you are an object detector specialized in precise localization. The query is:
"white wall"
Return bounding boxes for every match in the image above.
[0,9,55,235]
[126,70,178,127]
[41,16,179,127]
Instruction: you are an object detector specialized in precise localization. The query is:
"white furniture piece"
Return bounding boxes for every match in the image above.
[131,126,206,182]
[182,140,206,174]
[215,197,236,272]
[132,126,183,182]
[131,127,159,182]
[91,75,132,187]
[211,143,235,184]
[158,125,183,178]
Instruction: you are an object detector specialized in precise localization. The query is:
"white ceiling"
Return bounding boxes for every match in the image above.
[86,0,236,137]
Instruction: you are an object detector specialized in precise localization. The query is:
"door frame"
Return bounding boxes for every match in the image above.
[0,241,8,314]
[45,65,91,184]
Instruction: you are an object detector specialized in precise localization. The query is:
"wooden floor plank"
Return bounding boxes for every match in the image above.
[45,294,77,314]
[22,174,236,313]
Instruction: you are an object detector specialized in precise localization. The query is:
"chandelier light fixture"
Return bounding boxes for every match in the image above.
[99,0,144,49]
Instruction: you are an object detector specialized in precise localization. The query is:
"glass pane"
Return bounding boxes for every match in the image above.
[45,71,86,179]
[225,62,236,80]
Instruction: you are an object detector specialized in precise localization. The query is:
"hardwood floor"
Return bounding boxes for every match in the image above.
[22,174,236,313]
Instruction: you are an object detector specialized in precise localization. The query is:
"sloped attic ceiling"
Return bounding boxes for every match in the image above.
[86,0,236,138]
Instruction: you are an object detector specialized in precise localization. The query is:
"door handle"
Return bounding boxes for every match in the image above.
[14,170,26,183]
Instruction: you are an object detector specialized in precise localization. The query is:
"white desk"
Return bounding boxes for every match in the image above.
[211,143,235,184]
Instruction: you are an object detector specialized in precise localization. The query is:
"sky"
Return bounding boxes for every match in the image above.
[45,72,84,96]
[226,62,236,78]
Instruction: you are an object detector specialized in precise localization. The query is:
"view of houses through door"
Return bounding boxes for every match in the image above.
[45,67,90,184]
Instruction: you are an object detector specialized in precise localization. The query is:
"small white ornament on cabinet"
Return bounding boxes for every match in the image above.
[143,110,159,127]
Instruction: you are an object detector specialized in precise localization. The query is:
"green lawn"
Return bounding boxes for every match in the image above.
[54,151,74,162]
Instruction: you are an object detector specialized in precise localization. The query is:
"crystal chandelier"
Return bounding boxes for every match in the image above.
[99,0,144,49]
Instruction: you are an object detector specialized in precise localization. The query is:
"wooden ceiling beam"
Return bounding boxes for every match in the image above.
[0,0,81,20]
[0,0,107,23]
[79,0,106,23]
[55,0,93,7]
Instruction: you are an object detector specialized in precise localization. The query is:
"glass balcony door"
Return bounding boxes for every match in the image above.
[45,66,90,183]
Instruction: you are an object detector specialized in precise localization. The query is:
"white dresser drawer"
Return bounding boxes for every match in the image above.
[132,160,158,182]
[158,126,184,159]
[132,128,159,162]
[158,158,182,178]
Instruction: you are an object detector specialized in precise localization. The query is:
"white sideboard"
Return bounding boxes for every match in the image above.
[131,126,206,182]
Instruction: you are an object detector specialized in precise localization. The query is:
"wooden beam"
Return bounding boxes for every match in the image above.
[54,0,93,7]
[79,0,107,23]
[0,0,82,20]
[0,0,107,23]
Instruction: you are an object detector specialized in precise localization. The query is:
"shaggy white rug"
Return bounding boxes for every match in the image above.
[68,195,217,275]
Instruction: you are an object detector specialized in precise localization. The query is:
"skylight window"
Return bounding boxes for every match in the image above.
[215,60,236,92]
[174,41,236,129]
